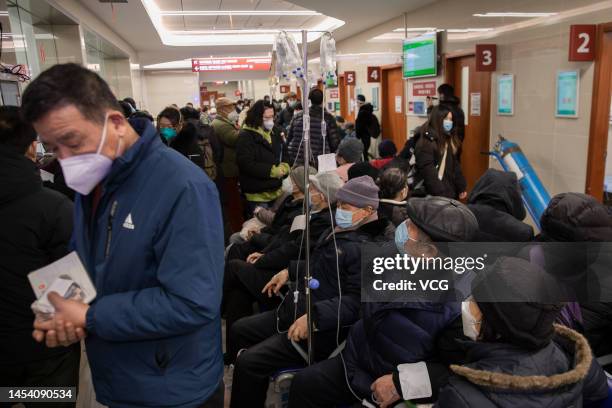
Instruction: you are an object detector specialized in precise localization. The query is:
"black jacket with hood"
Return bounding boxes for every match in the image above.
[414,126,466,199]
[356,103,380,156]
[537,192,612,368]
[436,324,609,408]
[0,146,75,364]
[467,169,534,242]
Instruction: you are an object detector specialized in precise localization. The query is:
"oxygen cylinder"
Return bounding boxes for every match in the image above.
[489,136,551,229]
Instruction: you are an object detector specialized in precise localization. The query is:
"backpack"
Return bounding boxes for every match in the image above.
[189,119,218,181]
[196,136,217,181]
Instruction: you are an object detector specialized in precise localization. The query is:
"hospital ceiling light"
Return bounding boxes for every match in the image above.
[473,12,558,18]
[160,10,321,16]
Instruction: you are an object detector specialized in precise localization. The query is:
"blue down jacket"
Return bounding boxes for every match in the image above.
[343,301,460,397]
[75,119,224,407]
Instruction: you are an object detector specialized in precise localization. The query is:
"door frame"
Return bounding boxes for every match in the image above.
[585,21,612,201]
[380,64,406,144]
[444,51,475,84]
[338,73,347,120]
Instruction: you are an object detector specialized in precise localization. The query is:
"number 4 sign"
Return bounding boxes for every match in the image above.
[367,66,381,83]
[475,44,496,72]
[569,25,596,61]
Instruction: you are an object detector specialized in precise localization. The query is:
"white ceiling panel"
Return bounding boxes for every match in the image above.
[155,0,182,10]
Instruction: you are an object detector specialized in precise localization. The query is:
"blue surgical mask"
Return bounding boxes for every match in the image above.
[160,127,177,141]
[335,208,354,229]
[395,220,416,254]
[442,119,453,133]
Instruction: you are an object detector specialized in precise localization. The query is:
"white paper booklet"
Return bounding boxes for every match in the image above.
[28,251,96,315]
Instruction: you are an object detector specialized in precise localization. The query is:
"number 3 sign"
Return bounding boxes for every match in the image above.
[475,44,496,72]
[569,25,596,61]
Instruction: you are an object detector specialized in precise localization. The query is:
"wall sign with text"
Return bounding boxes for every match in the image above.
[475,44,497,71]
[569,25,596,61]
[497,74,514,116]
[412,80,437,97]
[556,70,580,118]
[367,66,381,83]
[345,71,356,85]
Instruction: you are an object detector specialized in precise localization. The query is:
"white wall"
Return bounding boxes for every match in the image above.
[143,70,199,117]
[332,0,612,197]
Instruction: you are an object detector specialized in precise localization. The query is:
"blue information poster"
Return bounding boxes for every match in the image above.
[497,74,514,115]
[556,70,579,118]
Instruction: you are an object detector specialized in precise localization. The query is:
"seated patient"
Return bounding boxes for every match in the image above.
[223,171,343,363]
[288,196,479,408]
[436,257,609,408]
[226,166,312,261]
[467,169,534,242]
[229,176,390,408]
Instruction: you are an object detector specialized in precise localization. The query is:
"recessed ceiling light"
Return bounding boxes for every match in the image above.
[473,12,558,18]
[446,28,494,33]
[160,10,321,16]
[392,27,437,32]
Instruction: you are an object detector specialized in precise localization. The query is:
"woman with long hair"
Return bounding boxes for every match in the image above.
[414,105,466,199]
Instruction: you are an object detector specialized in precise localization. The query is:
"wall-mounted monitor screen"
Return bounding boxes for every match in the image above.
[403,33,437,79]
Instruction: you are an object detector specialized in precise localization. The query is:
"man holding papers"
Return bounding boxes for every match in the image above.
[23,63,225,408]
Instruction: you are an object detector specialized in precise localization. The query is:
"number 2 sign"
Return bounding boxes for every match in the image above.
[569,25,596,61]
[367,66,381,83]
[475,44,496,72]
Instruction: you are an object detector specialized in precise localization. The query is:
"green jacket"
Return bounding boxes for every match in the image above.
[212,116,240,177]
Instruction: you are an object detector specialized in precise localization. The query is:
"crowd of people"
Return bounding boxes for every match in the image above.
[1,62,611,408]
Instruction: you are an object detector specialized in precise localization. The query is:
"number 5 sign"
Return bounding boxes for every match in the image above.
[345,71,356,85]
[367,66,381,83]
[569,25,596,61]
[475,44,496,72]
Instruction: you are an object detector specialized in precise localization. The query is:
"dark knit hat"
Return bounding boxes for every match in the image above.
[290,166,317,193]
[337,138,364,163]
[336,175,379,210]
[406,196,478,242]
[378,139,397,158]
[472,256,564,350]
[348,161,379,182]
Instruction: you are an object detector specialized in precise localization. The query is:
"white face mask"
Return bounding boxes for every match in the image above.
[263,119,274,131]
[58,113,119,195]
[461,299,481,341]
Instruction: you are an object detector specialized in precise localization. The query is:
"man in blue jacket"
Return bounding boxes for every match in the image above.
[24,63,225,408]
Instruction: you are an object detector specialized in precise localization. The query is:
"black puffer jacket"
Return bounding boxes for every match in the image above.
[235,126,283,194]
[356,103,380,158]
[287,105,340,167]
[436,324,609,408]
[275,106,294,130]
[278,219,390,331]
[467,169,534,241]
[0,146,75,364]
[414,126,466,199]
[254,209,334,271]
[538,192,612,367]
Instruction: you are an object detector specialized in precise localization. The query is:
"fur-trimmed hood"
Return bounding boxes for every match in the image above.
[435,323,609,408]
[450,324,591,391]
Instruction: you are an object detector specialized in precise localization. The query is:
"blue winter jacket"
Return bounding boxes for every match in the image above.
[74,120,224,407]
[344,301,460,398]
